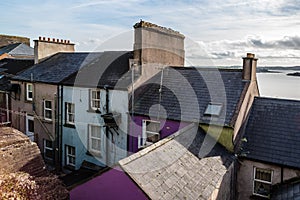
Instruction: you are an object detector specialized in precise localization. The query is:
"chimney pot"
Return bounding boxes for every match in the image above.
[67,40,70,43]
[43,37,45,41]
[39,36,41,41]
[247,53,255,58]
[64,40,67,43]
[48,38,50,41]
[53,38,55,42]
[61,39,63,43]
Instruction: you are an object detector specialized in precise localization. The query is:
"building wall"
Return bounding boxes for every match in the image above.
[233,80,259,143]
[128,115,190,153]
[62,86,128,170]
[237,159,300,199]
[10,81,56,158]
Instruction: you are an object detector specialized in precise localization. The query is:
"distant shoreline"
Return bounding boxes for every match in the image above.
[287,72,300,77]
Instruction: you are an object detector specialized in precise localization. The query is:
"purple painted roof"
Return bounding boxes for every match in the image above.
[70,166,148,200]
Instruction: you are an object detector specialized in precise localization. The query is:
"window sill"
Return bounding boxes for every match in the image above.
[64,123,76,129]
[42,119,53,124]
[86,109,101,114]
[86,151,102,158]
[24,100,33,103]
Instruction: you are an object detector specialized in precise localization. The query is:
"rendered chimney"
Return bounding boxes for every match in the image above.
[133,20,185,67]
[242,53,258,81]
[34,36,75,64]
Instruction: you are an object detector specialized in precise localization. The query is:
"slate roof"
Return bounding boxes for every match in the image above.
[0,43,33,57]
[132,67,247,126]
[0,58,34,91]
[119,124,234,200]
[62,51,133,90]
[241,97,300,169]
[0,58,34,75]
[13,52,103,84]
[272,179,300,200]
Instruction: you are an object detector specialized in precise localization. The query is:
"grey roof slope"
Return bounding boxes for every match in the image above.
[0,58,34,75]
[241,97,300,169]
[62,51,133,90]
[13,52,103,84]
[0,43,33,57]
[132,67,247,126]
[0,58,34,91]
[271,179,300,200]
[119,124,234,200]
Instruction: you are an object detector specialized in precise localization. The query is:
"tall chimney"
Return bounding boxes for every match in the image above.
[34,36,75,64]
[242,53,258,81]
[133,20,185,67]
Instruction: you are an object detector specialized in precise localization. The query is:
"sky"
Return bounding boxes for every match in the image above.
[1,0,300,66]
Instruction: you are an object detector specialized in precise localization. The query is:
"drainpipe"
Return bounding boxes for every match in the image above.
[6,92,9,123]
[281,166,284,183]
[104,85,110,166]
[55,85,62,171]
[60,85,63,171]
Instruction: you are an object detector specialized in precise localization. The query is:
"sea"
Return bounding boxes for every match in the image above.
[257,70,300,100]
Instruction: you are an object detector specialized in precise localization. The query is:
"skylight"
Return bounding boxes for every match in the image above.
[204,103,222,116]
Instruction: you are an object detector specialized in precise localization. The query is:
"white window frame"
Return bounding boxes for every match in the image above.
[138,120,160,149]
[88,124,102,155]
[66,145,75,167]
[253,167,273,198]
[90,89,101,111]
[66,102,75,125]
[25,114,34,141]
[26,83,33,101]
[43,139,53,160]
[44,100,52,121]
[204,102,222,116]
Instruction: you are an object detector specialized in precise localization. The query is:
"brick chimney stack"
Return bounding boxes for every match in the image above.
[34,36,75,64]
[242,53,258,81]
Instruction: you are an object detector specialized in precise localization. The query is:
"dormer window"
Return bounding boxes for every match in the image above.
[90,89,100,111]
[204,103,222,116]
[26,83,33,101]
[138,120,160,149]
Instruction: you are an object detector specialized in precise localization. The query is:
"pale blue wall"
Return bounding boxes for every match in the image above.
[62,86,128,170]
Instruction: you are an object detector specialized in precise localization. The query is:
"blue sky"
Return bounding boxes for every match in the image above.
[1,0,300,66]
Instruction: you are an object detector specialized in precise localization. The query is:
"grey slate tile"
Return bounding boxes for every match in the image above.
[241,97,300,169]
[132,67,246,126]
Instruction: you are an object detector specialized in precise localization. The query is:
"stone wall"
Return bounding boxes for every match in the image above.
[0,127,68,199]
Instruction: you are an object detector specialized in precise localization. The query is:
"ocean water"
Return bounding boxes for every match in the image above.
[257,70,300,100]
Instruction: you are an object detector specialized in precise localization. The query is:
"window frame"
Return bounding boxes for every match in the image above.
[43,139,53,160]
[88,124,102,155]
[66,102,75,125]
[26,83,33,101]
[66,145,75,167]
[43,100,52,121]
[90,89,101,111]
[139,119,160,149]
[253,167,273,198]
[204,102,223,116]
